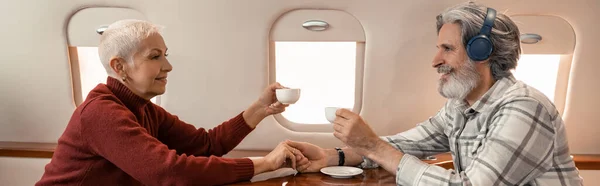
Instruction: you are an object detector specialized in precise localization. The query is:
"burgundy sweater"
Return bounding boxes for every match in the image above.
[36,77,255,186]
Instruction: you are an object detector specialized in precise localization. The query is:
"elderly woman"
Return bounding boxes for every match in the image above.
[36,19,305,186]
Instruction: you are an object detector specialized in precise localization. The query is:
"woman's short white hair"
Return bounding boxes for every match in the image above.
[98,19,163,76]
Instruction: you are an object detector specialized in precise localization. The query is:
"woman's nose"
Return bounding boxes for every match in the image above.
[163,60,173,72]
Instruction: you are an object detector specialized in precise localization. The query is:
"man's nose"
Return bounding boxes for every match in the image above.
[432,51,444,68]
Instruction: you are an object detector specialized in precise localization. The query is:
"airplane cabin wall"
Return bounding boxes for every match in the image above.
[1,0,599,185]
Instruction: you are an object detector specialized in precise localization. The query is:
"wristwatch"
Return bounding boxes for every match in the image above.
[335,147,345,166]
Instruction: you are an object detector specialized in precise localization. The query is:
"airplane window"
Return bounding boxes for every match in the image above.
[512,54,561,102]
[72,47,158,105]
[274,41,356,124]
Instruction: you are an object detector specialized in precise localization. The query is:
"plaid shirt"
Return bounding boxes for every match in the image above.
[360,76,583,185]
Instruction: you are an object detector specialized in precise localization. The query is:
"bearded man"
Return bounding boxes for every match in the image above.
[286,2,583,185]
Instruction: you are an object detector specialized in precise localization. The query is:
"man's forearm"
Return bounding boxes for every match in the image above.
[363,139,404,175]
[324,147,366,166]
[325,140,404,175]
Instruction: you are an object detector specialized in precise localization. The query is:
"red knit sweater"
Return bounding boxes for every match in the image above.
[36,77,255,186]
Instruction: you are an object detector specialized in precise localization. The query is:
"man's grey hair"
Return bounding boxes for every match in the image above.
[436,2,521,80]
[98,19,163,76]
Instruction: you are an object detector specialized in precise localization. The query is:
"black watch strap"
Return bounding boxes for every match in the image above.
[335,147,345,166]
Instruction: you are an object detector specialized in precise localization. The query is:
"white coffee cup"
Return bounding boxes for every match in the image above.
[325,107,353,123]
[275,88,301,104]
[324,107,340,123]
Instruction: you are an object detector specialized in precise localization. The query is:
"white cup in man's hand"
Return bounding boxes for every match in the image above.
[275,88,301,104]
[325,107,352,123]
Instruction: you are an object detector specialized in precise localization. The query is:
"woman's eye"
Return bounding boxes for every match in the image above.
[165,53,169,57]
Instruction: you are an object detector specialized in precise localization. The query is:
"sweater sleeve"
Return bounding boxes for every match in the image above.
[154,105,253,157]
[80,99,254,186]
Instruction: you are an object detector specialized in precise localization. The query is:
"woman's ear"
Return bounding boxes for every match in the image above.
[109,57,128,80]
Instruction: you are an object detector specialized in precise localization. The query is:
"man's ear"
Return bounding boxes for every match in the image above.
[474,59,492,75]
[109,57,127,77]
[475,59,491,66]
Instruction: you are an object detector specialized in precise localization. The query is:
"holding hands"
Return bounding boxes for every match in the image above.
[245,85,392,175]
[285,140,330,173]
[252,141,309,175]
[281,109,394,174]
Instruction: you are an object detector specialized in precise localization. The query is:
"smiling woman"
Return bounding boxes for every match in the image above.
[95,20,172,100]
[35,19,307,186]
[70,46,158,105]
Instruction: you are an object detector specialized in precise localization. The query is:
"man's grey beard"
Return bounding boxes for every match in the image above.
[437,60,480,100]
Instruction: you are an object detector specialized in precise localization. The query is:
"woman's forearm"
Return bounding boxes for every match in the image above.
[251,158,271,175]
[242,102,267,128]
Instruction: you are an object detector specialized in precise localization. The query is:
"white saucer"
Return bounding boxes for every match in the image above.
[320,166,363,178]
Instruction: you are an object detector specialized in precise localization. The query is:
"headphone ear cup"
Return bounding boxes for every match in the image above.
[467,35,493,61]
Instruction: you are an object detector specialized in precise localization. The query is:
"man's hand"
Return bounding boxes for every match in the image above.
[332,109,381,155]
[332,109,405,175]
[243,82,289,128]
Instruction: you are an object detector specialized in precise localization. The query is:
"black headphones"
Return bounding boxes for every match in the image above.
[466,8,496,61]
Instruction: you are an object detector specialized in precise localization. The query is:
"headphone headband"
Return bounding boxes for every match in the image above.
[480,8,496,36]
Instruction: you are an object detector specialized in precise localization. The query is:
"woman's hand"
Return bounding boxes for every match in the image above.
[285,140,330,173]
[256,82,289,115]
[252,141,307,175]
[243,82,289,128]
